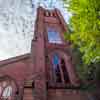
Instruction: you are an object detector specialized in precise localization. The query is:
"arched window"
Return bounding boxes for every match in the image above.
[0,77,17,100]
[61,59,70,83]
[2,85,12,98]
[52,54,61,82]
[47,28,62,44]
[52,54,70,85]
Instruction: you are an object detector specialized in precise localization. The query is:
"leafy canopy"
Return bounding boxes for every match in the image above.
[64,0,100,64]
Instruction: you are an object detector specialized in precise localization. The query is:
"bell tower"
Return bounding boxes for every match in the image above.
[31,6,80,100]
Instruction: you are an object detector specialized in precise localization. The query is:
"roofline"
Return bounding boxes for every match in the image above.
[0,53,30,67]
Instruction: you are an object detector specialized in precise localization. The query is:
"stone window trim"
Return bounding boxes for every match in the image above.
[46,50,80,88]
[52,54,70,83]
[47,52,72,88]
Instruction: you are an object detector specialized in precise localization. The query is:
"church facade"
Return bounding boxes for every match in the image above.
[0,7,88,100]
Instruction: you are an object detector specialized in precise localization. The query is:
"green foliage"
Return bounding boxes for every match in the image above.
[80,82,97,92]
[71,47,97,80]
[64,0,100,65]
[72,47,99,91]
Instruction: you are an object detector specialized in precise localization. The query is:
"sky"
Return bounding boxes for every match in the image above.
[0,0,71,60]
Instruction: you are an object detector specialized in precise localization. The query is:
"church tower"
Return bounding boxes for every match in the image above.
[31,7,80,100]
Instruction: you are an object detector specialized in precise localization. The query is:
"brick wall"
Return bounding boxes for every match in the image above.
[47,89,88,100]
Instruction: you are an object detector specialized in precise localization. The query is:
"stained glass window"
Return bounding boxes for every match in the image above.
[52,54,61,82]
[51,54,70,84]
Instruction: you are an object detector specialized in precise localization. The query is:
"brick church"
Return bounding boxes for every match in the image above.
[0,7,89,100]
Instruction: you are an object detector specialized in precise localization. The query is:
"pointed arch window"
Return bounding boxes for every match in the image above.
[52,54,70,84]
[2,85,12,98]
[0,77,17,100]
[61,59,70,83]
[52,54,62,82]
[0,81,13,100]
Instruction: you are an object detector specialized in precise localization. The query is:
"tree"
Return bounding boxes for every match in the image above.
[64,0,100,65]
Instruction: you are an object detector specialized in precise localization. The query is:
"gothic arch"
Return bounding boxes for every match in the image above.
[47,49,79,86]
[0,74,19,100]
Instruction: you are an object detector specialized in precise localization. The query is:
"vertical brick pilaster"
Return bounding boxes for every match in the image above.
[19,85,24,100]
[34,78,47,100]
[31,6,47,100]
